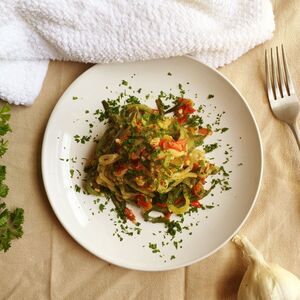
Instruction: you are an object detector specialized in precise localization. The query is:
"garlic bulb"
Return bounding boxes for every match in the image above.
[232,235,300,300]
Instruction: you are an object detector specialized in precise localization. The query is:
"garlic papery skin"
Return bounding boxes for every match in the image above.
[232,235,300,300]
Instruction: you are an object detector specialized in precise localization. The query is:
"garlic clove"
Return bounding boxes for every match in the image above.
[233,235,300,300]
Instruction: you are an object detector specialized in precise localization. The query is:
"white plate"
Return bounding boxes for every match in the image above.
[42,56,263,271]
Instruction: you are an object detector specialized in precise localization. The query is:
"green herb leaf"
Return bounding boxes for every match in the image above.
[0,183,9,198]
[0,104,25,252]
[203,143,218,153]
[0,104,11,122]
[0,203,24,252]
[0,124,11,136]
[75,184,81,193]
[0,165,6,182]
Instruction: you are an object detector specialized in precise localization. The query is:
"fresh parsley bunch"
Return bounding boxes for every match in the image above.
[0,104,24,252]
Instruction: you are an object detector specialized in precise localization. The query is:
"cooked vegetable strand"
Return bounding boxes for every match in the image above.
[86,97,217,223]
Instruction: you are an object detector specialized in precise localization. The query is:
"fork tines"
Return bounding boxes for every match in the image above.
[265,45,295,100]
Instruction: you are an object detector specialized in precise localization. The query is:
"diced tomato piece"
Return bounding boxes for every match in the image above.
[177,98,196,114]
[159,140,167,150]
[136,195,152,211]
[114,163,128,176]
[174,197,184,205]
[190,201,201,208]
[184,155,190,166]
[164,212,172,219]
[175,98,196,124]
[172,139,186,151]
[178,98,193,105]
[185,106,196,114]
[124,207,136,223]
[156,202,167,208]
[177,115,188,125]
[192,181,203,196]
[136,195,145,202]
[130,152,139,160]
[198,128,211,136]
[192,162,200,171]
[132,160,144,170]
[159,139,186,152]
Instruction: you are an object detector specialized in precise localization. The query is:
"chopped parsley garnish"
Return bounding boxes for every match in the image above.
[125,96,140,104]
[74,134,80,143]
[99,204,105,212]
[121,80,128,86]
[203,143,218,153]
[216,127,229,133]
[72,96,78,100]
[207,94,214,99]
[148,242,160,253]
[166,221,182,237]
[221,127,228,133]
[74,184,81,193]
[204,205,214,209]
[178,83,185,96]
[186,115,203,127]
[74,134,91,144]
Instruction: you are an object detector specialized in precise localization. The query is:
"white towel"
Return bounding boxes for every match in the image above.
[0,0,275,105]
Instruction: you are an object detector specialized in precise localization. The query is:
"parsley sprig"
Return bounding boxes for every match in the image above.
[0,104,24,252]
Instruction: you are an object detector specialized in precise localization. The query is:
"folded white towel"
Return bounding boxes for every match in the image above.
[0,0,275,105]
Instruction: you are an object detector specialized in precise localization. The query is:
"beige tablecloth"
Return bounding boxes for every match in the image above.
[1,1,299,299]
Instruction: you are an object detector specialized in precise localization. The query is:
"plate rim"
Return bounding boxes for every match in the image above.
[41,56,263,271]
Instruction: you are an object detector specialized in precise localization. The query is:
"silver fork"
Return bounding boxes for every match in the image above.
[265,45,300,149]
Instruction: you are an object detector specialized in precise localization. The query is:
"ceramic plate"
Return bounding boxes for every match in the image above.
[42,56,263,271]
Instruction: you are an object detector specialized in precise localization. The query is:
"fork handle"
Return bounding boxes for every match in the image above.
[290,122,300,150]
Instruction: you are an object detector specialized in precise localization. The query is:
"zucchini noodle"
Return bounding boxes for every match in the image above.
[86,97,218,223]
